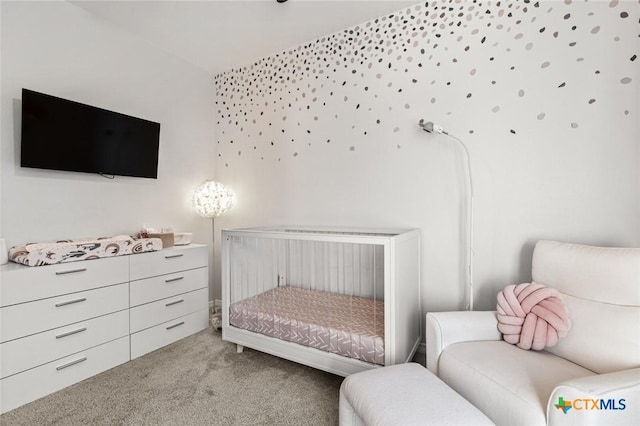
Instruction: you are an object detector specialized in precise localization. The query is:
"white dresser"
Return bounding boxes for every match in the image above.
[0,244,209,414]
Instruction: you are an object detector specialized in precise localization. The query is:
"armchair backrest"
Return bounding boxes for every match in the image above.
[532,240,640,373]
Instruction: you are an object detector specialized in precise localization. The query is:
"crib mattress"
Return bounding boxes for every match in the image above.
[229,286,385,365]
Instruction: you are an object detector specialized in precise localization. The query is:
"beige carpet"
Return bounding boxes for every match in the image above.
[1,326,343,425]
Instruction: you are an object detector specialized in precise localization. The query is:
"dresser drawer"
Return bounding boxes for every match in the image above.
[130,288,208,333]
[0,256,129,308]
[0,336,129,414]
[130,267,207,307]
[0,283,128,343]
[130,309,208,359]
[0,310,129,379]
[129,245,207,281]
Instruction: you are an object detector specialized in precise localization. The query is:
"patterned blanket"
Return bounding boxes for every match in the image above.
[9,235,162,267]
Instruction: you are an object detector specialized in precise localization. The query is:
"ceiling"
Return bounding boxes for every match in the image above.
[70,0,417,75]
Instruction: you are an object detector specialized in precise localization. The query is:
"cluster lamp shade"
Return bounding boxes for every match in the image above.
[192,180,236,218]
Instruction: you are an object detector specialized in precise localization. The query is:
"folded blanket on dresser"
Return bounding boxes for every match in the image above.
[9,235,162,267]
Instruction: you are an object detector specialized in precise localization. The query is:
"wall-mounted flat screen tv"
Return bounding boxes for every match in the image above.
[21,88,160,179]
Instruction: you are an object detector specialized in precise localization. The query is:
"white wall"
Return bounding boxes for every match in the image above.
[1,1,217,297]
[213,0,640,311]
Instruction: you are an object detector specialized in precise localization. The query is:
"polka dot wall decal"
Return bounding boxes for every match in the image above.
[537,113,546,120]
[349,146,355,151]
[619,12,628,18]
[214,0,636,168]
[588,99,596,104]
[571,123,579,129]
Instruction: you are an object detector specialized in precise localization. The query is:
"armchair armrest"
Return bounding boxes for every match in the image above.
[426,311,501,375]
[547,368,640,426]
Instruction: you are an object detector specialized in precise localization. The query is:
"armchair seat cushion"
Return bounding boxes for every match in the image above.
[439,341,594,426]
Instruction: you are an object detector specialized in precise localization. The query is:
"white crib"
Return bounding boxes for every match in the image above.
[221,226,421,376]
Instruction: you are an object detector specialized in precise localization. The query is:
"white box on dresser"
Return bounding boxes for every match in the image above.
[0,243,209,414]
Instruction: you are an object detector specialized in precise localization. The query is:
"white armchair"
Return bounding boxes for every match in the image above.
[426,240,640,426]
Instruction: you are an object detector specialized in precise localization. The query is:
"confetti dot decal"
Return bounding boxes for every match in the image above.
[214,0,638,166]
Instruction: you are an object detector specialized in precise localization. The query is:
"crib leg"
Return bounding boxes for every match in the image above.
[236,344,244,354]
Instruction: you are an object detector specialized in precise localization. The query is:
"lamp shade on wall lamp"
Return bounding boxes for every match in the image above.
[192,180,236,218]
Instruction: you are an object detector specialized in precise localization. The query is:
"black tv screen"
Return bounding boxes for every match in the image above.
[21,88,160,179]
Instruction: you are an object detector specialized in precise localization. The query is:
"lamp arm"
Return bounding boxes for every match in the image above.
[446,133,474,311]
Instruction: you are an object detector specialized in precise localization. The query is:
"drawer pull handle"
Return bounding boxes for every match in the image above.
[55,297,87,307]
[55,268,87,276]
[56,356,87,371]
[165,276,184,283]
[165,299,184,307]
[166,321,185,330]
[165,254,184,259]
[56,327,87,339]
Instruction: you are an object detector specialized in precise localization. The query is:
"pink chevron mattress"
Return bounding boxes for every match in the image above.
[229,286,385,365]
